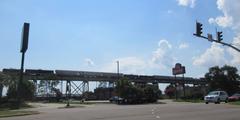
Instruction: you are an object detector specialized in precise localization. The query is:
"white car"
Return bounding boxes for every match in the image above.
[204,91,228,104]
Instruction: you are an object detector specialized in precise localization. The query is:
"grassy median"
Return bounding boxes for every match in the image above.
[174,99,204,103]
[0,110,39,118]
[0,102,39,118]
[229,101,240,105]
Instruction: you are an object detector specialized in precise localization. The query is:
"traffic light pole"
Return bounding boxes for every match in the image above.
[193,34,240,52]
[193,21,240,53]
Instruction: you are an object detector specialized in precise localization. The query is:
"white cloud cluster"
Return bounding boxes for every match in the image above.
[194,0,240,69]
[100,57,146,74]
[100,39,175,74]
[208,0,240,29]
[193,43,227,67]
[179,43,189,49]
[85,58,94,66]
[150,39,174,70]
[227,34,240,65]
[177,0,196,8]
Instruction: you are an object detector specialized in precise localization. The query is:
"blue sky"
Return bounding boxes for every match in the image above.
[0,0,240,80]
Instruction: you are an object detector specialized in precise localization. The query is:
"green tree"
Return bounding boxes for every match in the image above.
[7,80,35,100]
[116,78,160,104]
[115,78,133,99]
[144,84,159,102]
[205,65,240,95]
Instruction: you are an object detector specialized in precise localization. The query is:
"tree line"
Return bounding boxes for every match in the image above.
[164,65,240,99]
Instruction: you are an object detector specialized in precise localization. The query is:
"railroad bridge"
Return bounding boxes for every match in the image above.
[1,68,207,99]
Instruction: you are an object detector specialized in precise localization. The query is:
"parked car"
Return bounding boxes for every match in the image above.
[204,91,228,104]
[109,96,124,103]
[228,93,240,101]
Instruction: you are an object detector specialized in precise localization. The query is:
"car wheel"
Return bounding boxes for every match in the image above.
[215,98,220,104]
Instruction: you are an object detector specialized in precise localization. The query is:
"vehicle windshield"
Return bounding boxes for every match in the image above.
[208,91,219,95]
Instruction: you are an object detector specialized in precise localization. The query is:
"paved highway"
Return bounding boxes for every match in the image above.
[1,100,240,120]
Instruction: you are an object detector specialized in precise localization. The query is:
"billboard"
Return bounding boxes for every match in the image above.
[172,63,186,75]
[20,23,30,53]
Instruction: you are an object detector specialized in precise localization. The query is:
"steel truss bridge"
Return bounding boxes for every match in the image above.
[1,68,207,99]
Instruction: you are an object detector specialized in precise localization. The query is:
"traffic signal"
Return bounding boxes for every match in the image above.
[217,31,223,42]
[196,22,203,37]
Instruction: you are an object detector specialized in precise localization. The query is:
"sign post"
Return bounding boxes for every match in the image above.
[172,63,186,100]
[17,23,30,108]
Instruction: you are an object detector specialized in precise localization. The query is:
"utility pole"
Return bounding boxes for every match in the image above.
[117,61,120,80]
[193,21,240,53]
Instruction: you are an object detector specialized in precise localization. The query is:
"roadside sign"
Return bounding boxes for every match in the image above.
[172,63,185,75]
[20,23,30,53]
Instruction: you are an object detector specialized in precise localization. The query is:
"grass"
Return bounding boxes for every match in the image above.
[58,105,85,109]
[0,110,39,118]
[229,101,240,105]
[68,101,95,105]
[0,101,39,118]
[174,99,204,103]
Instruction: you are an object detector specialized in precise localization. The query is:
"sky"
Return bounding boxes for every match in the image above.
[0,0,240,80]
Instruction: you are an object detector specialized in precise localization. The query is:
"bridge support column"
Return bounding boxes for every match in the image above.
[66,80,71,106]
[45,80,48,98]
[60,80,63,94]
[33,80,38,97]
[108,82,114,88]
[152,82,159,89]
[182,83,186,98]
[175,83,178,100]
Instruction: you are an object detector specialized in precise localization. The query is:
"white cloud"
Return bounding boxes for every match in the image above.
[208,16,233,28]
[177,0,196,8]
[206,0,240,70]
[85,58,94,66]
[227,34,240,65]
[193,43,227,67]
[150,39,175,70]
[100,39,175,75]
[100,57,146,74]
[208,0,240,28]
[179,43,189,49]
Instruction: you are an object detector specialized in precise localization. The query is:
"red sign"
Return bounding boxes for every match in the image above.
[172,63,186,75]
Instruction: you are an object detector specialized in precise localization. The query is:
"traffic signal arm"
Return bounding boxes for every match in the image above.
[193,21,240,53]
[193,33,208,39]
[194,34,240,52]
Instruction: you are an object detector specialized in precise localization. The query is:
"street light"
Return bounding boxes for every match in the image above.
[116,61,119,80]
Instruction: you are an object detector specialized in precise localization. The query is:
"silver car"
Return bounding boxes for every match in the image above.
[204,91,228,104]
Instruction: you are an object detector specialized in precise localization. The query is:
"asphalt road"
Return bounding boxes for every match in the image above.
[1,100,240,120]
